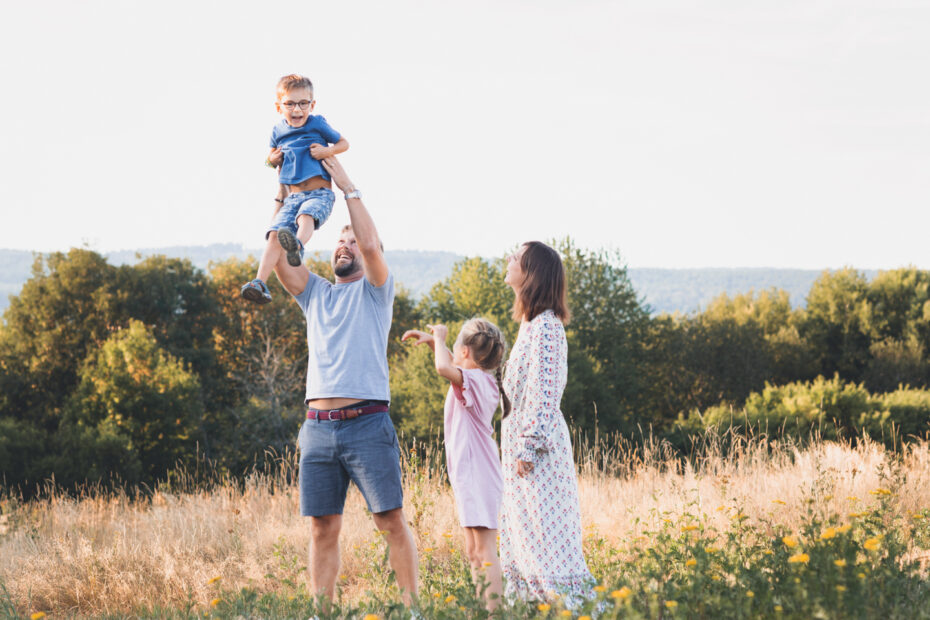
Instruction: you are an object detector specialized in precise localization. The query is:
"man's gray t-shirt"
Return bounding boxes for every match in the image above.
[294,271,394,402]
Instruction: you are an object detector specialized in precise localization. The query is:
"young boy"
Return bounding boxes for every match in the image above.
[241,74,349,304]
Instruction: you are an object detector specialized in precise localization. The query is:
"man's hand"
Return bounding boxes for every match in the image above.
[516,460,534,477]
[267,147,284,167]
[401,330,435,350]
[320,155,354,194]
[309,144,333,161]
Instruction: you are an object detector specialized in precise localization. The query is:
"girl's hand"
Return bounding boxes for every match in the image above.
[428,324,448,344]
[402,330,435,349]
[516,460,534,477]
[309,143,332,160]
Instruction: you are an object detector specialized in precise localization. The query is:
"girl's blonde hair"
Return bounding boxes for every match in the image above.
[459,318,511,418]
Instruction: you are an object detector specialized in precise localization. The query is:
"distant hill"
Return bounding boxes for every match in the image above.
[0,246,880,316]
[627,267,879,315]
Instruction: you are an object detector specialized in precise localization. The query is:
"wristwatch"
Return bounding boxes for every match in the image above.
[344,188,362,200]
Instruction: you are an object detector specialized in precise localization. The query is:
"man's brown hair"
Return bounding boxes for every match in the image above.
[512,241,571,324]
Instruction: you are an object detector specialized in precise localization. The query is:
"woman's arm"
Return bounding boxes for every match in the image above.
[516,315,565,466]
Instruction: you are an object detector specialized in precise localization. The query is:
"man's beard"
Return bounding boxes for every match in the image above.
[333,255,359,277]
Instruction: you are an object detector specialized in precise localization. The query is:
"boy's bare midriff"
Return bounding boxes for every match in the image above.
[289,175,331,193]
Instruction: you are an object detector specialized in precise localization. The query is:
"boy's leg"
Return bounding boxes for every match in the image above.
[241,192,296,303]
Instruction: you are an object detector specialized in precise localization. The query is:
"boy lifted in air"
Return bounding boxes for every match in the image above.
[241,74,349,304]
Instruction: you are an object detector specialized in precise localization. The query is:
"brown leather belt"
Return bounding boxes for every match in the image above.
[306,403,389,421]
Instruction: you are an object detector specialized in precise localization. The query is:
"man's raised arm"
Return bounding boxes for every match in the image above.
[321,155,389,287]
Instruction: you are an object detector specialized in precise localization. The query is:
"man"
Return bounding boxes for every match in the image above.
[274,155,418,605]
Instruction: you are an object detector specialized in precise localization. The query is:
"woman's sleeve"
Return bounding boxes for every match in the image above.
[516,316,565,463]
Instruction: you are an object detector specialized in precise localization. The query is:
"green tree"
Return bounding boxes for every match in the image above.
[799,268,872,381]
[0,249,118,430]
[62,320,203,485]
[558,239,650,432]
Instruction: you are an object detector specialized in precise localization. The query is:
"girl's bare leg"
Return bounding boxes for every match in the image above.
[465,527,502,612]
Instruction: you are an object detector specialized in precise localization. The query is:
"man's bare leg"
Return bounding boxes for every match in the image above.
[372,507,418,606]
[309,514,343,606]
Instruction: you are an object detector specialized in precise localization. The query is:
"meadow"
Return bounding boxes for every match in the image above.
[2,432,930,619]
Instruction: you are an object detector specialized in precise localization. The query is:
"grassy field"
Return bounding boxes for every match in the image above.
[2,433,930,619]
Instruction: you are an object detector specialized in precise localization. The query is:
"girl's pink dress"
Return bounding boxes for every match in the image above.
[443,367,503,528]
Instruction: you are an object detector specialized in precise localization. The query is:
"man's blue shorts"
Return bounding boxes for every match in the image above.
[297,410,404,517]
[266,187,335,238]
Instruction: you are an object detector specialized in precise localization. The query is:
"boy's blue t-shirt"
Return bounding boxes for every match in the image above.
[270,116,342,185]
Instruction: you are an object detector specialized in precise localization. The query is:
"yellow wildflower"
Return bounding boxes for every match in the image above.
[207,575,221,585]
[716,505,726,512]
[445,594,456,604]
[663,518,673,524]
[424,547,433,553]
[820,527,837,540]
[837,524,852,534]
[443,531,453,538]
[746,591,755,598]
[913,514,924,520]
[863,538,881,551]
[363,615,381,620]
[210,598,221,607]
[482,561,493,567]
[847,496,858,501]
[30,614,46,620]
[711,575,721,581]
[611,586,632,600]
[733,513,748,521]
[836,585,847,592]
[665,600,678,609]
[705,545,721,553]
[782,536,798,548]
[685,558,697,567]
[537,603,551,612]
[433,592,441,598]
[559,611,573,617]
[681,524,699,531]
[835,559,847,567]
[858,572,866,579]
[579,617,592,620]
[593,585,606,593]
[775,604,784,612]
[870,488,892,496]
[788,553,810,564]
[763,549,774,555]
[772,499,786,505]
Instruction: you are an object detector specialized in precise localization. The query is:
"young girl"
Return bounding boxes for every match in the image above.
[402,318,509,611]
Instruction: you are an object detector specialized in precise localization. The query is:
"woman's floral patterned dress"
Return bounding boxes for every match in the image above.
[500,310,595,607]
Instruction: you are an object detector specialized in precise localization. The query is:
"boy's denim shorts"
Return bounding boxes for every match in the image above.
[266,188,335,238]
[297,411,404,517]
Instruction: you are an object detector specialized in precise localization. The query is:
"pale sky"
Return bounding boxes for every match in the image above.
[1,0,928,269]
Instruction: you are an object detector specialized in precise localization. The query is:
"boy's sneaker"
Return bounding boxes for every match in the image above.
[277,229,305,267]
[240,279,272,304]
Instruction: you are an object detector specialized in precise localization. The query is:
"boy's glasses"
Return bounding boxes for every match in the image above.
[281,100,313,110]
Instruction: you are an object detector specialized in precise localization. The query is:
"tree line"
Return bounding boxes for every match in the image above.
[2,243,929,492]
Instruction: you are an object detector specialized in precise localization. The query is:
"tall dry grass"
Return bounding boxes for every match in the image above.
[2,434,930,616]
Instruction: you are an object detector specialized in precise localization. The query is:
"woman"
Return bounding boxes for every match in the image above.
[499,241,595,607]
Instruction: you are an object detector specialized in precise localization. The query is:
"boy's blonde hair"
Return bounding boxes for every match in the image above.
[276,74,314,99]
[459,318,511,417]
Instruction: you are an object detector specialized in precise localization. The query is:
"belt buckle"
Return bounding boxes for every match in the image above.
[328,409,343,421]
